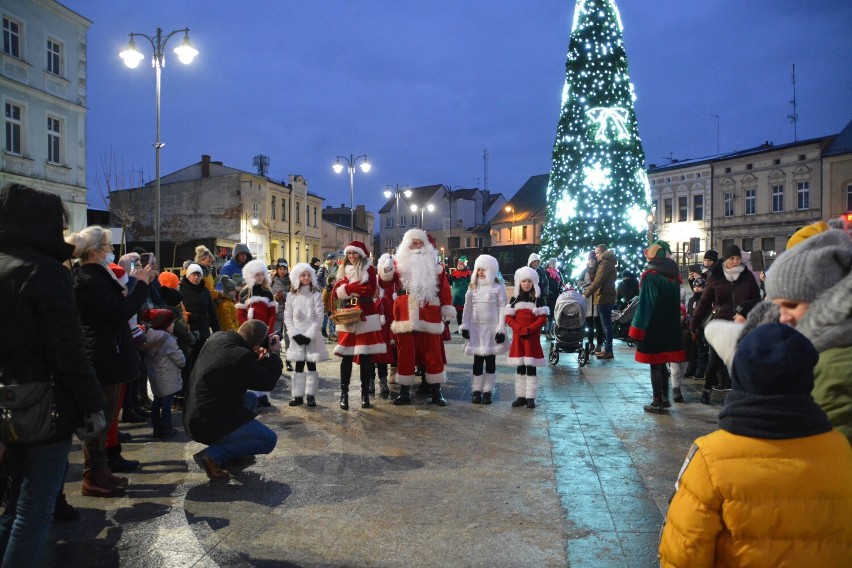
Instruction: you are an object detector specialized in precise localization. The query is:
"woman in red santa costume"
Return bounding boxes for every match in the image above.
[332,241,386,410]
[389,229,456,406]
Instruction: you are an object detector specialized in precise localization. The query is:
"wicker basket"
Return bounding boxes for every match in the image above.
[330,298,363,325]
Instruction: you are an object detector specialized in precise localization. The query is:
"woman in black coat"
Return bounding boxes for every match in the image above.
[0,184,106,565]
[68,225,157,497]
[179,264,220,401]
[690,245,761,401]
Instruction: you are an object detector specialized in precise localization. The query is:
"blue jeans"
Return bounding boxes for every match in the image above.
[151,394,174,431]
[0,436,72,566]
[204,393,277,466]
[597,303,614,353]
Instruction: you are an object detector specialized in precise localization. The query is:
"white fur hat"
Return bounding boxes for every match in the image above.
[514,265,540,297]
[289,262,317,290]
[242,259,271,286]
[528,252,542,266]
[473,254,499,283]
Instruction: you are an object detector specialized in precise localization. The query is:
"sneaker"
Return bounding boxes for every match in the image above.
[153,428,178,439]
[712,385,731,393]
[193,450,230,482]
[643,399,668,414]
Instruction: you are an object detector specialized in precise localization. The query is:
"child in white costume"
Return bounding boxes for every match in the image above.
[459,255,508,405]
[284,263,329,407]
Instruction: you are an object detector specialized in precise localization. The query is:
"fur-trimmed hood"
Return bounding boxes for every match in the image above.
[474,254,499,284]
[242,259,271,286]
[289,262,318,291]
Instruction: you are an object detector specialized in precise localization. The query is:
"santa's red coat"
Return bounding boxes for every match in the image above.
[390,270,456,336]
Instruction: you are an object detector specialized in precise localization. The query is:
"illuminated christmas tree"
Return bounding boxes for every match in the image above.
[541,0,651,277]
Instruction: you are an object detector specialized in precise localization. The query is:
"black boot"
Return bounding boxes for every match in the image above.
[416,375,430,395]
[393,385,412,405]
[430,383,446,406]
[361,392,372,409]
[526,398,536,409]
[482,391,493,405]
[339,380,349,410]
[106,444,140,472]
[306,395,316,407]
[379,375,390,399]
[288,396,304,407]
[511,397,527,407]
[471,391,482,404]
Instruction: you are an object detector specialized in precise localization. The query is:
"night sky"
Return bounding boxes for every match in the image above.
[62,0,851,217]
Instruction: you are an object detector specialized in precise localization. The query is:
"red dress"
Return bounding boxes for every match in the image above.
[236,286,277,335]
[373,257,401,365]
[332,264,387,357]
[505,296,549,367]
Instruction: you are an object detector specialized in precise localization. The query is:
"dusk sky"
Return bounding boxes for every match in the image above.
[64,0,851,218]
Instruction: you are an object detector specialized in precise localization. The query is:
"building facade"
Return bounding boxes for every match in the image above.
[1,0,90,230]
[112,155,323,268]
[821,119,852,221]
[321,204,374,257]
[487,174,549,275]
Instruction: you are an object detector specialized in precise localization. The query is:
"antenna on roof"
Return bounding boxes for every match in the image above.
[787,64,798,142]
[482,149,489,192]
[253,154,269,177]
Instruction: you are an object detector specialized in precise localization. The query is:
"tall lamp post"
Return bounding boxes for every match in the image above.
[411,203,435,229]
[505,206,515,242]
[332,154,371,242]
[120,27,198,264]
[383,184,412,249]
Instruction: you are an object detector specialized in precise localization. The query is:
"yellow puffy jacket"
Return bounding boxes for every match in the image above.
[215,296,239,332]
[660,429,852,567]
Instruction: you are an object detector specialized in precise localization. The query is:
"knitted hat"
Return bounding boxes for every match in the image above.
[159,287,183,307]
[703,250,719,262]
[186,263,203,277]
[734,298,760,319]
[764,229,852,303]
[786,221,829,249]
[691,277,706,290]
[219,275,236,294]
[289,262,317,290]
[528,253,541,266]
[142,308,174,331]
[344,241,369,258]
[644,240,671,260]
[514,266,540,297]
[731,323,817,396]
[310,257,321,265]
[159,271,180,289]
[723,244,742,260]
[242,259,271,285]
[275,258,289,268]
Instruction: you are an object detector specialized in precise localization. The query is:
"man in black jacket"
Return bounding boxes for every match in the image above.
[184,320,283,481]
[0,183,106,565]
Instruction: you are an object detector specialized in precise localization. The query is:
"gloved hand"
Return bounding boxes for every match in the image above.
[495,333,506,344]
[294,334,311,346]
[461,329,470,340]
[519,327,530,337]
[75,410,107,441]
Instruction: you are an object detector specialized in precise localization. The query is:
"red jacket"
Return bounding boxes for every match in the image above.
[505,296,549,366]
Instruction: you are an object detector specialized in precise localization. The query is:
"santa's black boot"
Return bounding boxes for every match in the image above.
[430,383,447,407]
[393,385,412,405]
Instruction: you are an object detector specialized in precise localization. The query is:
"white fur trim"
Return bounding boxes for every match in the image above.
[512,301,537,311]
[344,243,369,258]
[424,371,446,384]
[336,285,351,300]
[504,305,516,316]
[289,262,318,291]
[353,343,387,356]
[483,373,496,392]
[533,306,550,317]
[392,292,398,300]
[305,371,319,396]
[380,314,386,325]
[400,228,429,248]
[240,296,278,309]
[506,356,547,367]
[391,319,445,335]
[525,375,540,399]
[333,344,355,356]
[465,345,507,356]
[441,305,456,319]
[471,375,484,391]
[395,374,416,386]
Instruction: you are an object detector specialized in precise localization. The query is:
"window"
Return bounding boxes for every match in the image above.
[47,115,61,164]
[313,206,317,227]
[798,154,806,161]
[761,237,775,251]
[742,238,753,251]
[723,192,734,217]
[521,225,528,240]
[725,167,731,174]
[411,215,417,227]
[296,243,301,262]
[271,196,276,220]
[796,181,809,210]
[774,158,781,165]
[771,184,784,212]
[693,195,704,221]
[3,17,20,58]
[399,216,406,228]
[847,184,852,212]
[47,39,62,75]
[474,237,484,247]
[495,230,500,243]
[282,198,287,221]
[678,196,688,222]
[385,238,394,248]
[4,102,22,154]
[745,188,756,215]
[664,198,673,223]
[385,217,394,228]
[252,202,259,218]
[746,163,752,170]
[295,202,300,223]
[465,237,471,247]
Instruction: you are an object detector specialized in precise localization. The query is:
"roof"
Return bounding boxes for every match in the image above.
[489,174,549,224]
[823,119,852,157]
[378,184,443,214]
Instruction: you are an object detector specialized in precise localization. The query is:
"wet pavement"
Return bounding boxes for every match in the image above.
[52,332,720,567]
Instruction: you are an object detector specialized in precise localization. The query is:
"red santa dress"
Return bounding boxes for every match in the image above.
[332,263,387,357]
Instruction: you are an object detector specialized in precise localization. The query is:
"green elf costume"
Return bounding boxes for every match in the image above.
[449,256,472,327]
[628,241,686,414]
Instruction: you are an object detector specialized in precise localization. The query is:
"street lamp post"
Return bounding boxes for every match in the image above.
[411,203,435,229]
[505,205,515,242]
[332,154,371,242]
[383,184,412,249]
[120,27,198,264]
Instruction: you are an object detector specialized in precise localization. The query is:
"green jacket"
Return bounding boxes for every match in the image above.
[812,345,852,444]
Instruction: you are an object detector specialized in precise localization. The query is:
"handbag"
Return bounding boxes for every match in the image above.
[330,297,363,326]
[0,378,58,445]
[700,306,722,330]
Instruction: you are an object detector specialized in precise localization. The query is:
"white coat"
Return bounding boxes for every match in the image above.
[143,329,185,397]
[284,286,330,362]
[460,280,508,356]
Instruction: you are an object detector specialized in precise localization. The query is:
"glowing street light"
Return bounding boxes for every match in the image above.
[383,184,412,249]
[411,202,435,228]
[332,154,371,242]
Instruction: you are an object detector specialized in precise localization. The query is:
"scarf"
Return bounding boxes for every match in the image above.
[723,263,744,283]
[718,390,832,439]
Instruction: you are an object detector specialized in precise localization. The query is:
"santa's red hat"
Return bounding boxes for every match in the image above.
[427,234,437,249]
[109,262,128,286]
[344,241,369,258]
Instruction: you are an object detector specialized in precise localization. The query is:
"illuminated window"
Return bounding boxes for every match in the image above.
[678,196,687,222]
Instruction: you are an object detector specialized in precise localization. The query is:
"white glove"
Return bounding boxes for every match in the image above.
[75,410,107,440]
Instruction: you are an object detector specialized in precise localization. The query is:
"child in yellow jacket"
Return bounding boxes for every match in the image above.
[215,275,239,332]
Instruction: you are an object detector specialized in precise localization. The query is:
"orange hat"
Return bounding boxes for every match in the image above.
[158,271,180,289]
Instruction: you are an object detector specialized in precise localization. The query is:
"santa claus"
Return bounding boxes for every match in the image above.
[385,229,455,406]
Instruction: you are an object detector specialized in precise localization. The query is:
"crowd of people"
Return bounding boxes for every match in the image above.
[1,182,850,565]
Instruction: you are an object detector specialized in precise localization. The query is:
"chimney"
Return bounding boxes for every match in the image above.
[201,154,211,178]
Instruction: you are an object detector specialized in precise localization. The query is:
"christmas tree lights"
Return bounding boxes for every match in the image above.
[542,0,651,278]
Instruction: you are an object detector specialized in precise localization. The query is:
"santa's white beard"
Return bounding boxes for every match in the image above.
[397,248,437,305]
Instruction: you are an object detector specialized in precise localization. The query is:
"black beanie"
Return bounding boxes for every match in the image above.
[159,287,183,307]
[731,323,816,396]
[723,244,742,260]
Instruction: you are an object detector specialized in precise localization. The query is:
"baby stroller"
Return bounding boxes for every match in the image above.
[611,296,639,347]
[548,289,590,366]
